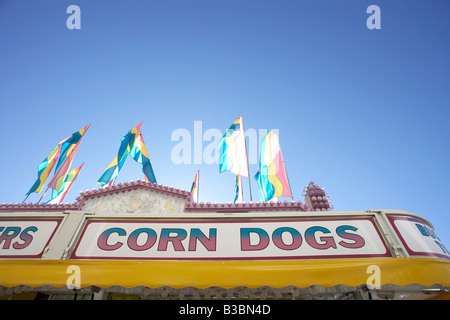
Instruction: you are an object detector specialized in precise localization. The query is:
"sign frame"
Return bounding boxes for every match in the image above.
[70,217,392,260]
[388,216,450,260]
[0,218,63,258]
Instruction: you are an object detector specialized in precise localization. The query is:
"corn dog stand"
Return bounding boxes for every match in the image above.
[1,180,449,300]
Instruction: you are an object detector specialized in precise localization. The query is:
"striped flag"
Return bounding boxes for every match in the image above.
[97,131,132,187]
[218,116,249,177]
[48,125,89,198]
[26,125,88,195]
[47,163,84,204]
[26,140,65,195]
[129,132,157,183]
[190,170,199,203]
[48,138,80,196]
[98,122,156,187]
[254,130,292,202]
[53,124,89,176]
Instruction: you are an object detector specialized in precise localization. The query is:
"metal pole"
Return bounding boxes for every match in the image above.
[37,186,49,204]
[21,194,30,204]
[197,170,200,203]
[258,130,268,202]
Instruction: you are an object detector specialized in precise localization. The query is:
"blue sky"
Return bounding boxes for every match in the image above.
[0,1,449,246]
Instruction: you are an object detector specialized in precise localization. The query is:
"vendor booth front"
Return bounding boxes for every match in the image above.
[1,181,449,300]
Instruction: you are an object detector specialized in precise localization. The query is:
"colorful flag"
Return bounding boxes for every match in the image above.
[53,124,89,176]
[254,130,292,202]
[48,125,89,198]
[26,124,88,196]
[234,175,243,204]
[98,122,156,187]
[129,132,157,183]
[48,139,80,196]
[97,132,132,187]
[254,169,272,202]
[47,163,84,204]
[190,170,199,203]
[97,123,141,187]
[218,116,249,177]
[26,138,66,195]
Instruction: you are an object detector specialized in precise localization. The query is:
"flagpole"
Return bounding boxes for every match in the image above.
[256,130,269,202]
[197,170,200,203]
[240,115,253,202]
[239,175,244,203]
[21,194,30,204]
[37,124,90,204]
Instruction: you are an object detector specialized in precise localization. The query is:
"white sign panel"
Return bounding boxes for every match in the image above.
[389,216,450,260]
[0,219,62,258]
[72,218,390,260]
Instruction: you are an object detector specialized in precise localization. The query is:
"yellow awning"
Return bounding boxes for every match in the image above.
[0,257,449,289]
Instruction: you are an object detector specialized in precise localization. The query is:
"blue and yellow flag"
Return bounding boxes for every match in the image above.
[98,122,156,187]
[129,132,157,184]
